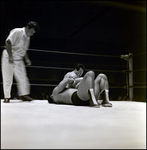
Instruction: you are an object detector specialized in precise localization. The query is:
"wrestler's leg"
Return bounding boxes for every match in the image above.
[50,78,75,104]
[48,78,74,104]
[77,71,99,107]
[94,73,112,106]
[94,73,109,99]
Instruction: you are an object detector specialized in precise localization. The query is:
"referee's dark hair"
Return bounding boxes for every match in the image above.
[26,21,40,32]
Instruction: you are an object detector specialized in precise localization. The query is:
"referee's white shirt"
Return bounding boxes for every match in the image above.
[3,27,30,60]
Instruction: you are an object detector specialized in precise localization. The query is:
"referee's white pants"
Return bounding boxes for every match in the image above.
[1,55,30,98]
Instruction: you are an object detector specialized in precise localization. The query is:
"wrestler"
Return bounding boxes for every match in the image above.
[48,69,112,107]
[63,63,85,89]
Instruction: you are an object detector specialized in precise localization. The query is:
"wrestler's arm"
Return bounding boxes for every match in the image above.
[64,72,75,79]
[74,77,83,89]
[63,72,75,88]
[74,77,83,83]
[53,78,74,95]
[64,73,83,88]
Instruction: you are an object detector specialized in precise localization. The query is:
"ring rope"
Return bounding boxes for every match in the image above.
[31,83,57,87]
[0,82,146,89]
[133,69,146,72]
[27,65,73,70]
[133,51,146,57]
[29,49,121,58]
[129,86,146,89]
[1,46,120,58]
[133,45,146,57]
[1,46,145,91]
[27,65,123,72]
[0,82,130,88]
[1,45,146,58]
[30,85,127,88]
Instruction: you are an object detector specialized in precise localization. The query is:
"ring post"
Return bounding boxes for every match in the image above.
[129,53,133,101]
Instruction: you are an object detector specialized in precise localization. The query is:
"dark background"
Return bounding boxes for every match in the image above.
[1,1,146,101]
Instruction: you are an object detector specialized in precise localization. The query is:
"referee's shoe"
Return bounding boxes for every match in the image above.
[3,98,10,103]
[19,95,33,102]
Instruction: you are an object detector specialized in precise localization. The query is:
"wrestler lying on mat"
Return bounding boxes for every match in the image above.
[48,64,112,107]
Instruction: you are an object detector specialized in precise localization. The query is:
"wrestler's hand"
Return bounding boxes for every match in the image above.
[68,78,74,84]
[25,59,32,66]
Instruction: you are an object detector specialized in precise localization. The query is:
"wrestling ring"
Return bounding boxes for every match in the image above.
[1,47,146,149]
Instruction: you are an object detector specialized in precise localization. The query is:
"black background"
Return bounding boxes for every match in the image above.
[1,1,146,101]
